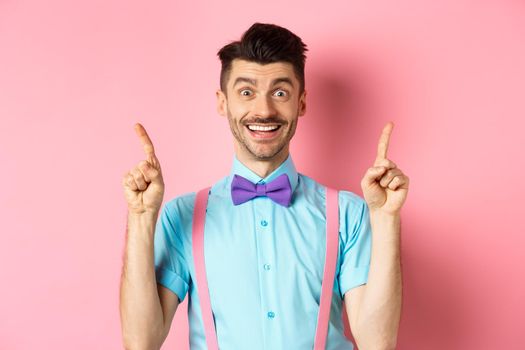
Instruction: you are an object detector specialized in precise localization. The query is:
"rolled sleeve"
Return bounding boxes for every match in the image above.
[154,201,191,302]
[337,191,372,299]
[155,266,189,303]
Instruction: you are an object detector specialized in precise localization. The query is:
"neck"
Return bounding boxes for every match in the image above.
[234,145,290,178]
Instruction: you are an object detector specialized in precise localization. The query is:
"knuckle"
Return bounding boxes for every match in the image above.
[378,158,396,168]
[131,168,142,178]
[388,168,399,178]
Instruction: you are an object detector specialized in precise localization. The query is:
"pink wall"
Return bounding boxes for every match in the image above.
[1,1,524,349]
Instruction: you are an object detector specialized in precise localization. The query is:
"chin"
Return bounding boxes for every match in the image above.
[250,145,287,160]
[252,153,278,160]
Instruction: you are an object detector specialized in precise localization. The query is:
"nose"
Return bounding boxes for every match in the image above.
[253,94,277,118]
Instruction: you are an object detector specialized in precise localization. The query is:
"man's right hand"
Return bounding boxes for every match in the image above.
[122,123,165,216]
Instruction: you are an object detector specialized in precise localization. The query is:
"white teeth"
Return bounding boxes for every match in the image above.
[247,125,280,131]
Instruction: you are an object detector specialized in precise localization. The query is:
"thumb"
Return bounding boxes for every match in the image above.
[361,166,387,188]
[138,160,163,184]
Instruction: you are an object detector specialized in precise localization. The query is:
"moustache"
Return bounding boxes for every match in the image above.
[243,117,286,125]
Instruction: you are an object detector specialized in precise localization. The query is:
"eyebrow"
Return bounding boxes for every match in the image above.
[232,77,295,88]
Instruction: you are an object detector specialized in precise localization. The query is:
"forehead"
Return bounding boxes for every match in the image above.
[228,59,298,87]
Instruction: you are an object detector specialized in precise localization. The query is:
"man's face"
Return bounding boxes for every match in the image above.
[216,59,306,161]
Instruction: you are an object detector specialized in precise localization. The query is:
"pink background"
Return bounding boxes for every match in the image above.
[1,0,524,349]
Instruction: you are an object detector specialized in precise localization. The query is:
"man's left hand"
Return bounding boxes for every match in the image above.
[361,121,409,216]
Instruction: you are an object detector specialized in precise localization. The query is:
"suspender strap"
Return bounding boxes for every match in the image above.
[192,187,219,350]
[192,186,339,350]
[313,186,339,349]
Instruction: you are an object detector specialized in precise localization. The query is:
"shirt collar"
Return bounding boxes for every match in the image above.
[229,153,299,194]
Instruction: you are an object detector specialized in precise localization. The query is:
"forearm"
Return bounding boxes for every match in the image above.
[355,211,402,350]
[119,212,165,349]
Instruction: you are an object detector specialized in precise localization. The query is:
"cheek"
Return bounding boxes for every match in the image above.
[280,105,299,121]
[228,103,250,120]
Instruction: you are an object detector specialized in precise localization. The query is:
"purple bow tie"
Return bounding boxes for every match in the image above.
[231,173,292,207]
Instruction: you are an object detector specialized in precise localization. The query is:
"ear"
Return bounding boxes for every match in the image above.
[216,89,227,117]
[298,89,307,117]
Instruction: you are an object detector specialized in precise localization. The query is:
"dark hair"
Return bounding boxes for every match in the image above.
[217,22,308,94]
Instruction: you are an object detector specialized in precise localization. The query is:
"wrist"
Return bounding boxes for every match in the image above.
[127,210,159,237]
[369,210,401,243]
[127,209,160,220]
[369,209,400,221]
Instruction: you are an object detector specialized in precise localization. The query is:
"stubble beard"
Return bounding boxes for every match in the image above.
[227,110,297,161]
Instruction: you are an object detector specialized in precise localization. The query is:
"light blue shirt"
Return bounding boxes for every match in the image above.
[154,154,372,349]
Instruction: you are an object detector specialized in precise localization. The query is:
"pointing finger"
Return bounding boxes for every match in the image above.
[375,121,394,164]
[375,158,397,170]
[134,123,156,157]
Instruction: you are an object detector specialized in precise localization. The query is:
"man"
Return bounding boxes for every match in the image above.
[120,22,408,350]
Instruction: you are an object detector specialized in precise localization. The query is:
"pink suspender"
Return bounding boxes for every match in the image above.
[192,186,339,350]
[314,186,339,350]
[191,186,218,350]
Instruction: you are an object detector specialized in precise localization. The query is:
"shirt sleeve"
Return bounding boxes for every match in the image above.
[153,200,191,303]
[337,191,372,299]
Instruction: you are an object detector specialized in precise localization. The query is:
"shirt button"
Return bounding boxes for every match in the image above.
[263,264,271,270]
[267,311,275,319]
[260,220,268,227]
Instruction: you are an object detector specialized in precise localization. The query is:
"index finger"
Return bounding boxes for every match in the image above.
[134,123,156,157]
[375,121,394,162]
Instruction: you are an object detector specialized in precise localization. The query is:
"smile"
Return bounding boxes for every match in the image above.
[245,124,282,139]
[247,124,280,131]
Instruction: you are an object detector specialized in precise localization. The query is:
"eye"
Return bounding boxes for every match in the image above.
[273,89,288,97]
[240,89,252,96]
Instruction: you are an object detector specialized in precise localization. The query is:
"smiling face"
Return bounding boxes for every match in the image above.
[216,59,306,163]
